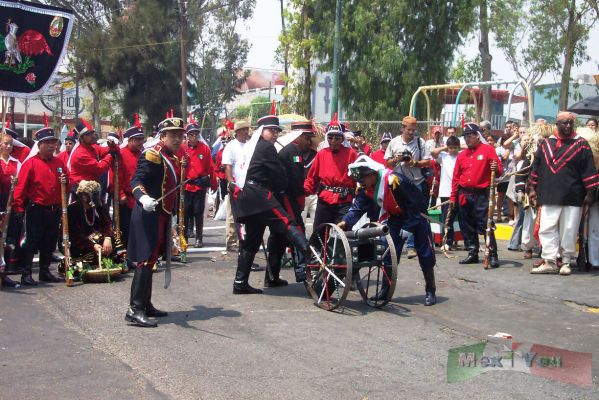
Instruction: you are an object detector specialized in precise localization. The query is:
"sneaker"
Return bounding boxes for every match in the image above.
[407,248,417,259]
[559,264,571,276]
[530,261,558,274]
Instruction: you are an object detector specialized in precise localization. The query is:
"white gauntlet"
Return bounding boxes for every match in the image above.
[139,195,158,212]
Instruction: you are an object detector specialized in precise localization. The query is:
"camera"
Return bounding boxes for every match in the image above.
[399,149,413,162]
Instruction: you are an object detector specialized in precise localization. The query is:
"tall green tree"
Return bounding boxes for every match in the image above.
[282,0,476,120]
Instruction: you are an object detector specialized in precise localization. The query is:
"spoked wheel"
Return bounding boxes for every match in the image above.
[305,223,352,311]
[354,222,398,308]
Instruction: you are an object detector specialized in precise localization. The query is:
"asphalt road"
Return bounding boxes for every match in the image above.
[1,216,598,400]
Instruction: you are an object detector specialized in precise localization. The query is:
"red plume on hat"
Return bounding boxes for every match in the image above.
[4,115,11,130]
[330,112,338,126]
[134,113,142,128]
[188,112,197,125]
[165,111,169,119]
[225,119,234,130]
[270,100,277,116]
[461,114,465,129]
[117,127,123,140]
[43,112,48,127]
[82,118,93,131]
[170,108,174,118]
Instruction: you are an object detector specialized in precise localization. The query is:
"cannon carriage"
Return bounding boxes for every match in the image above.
[305,222,398,311]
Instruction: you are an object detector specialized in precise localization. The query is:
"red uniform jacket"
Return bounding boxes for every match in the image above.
[304,146,358,205]
[182,142,216,192]
[450,143,503,203]
[11,145,30,163]
[13,155,67,212]
[68,143,113,185]
[370,149,386,165]
[0,157,19,194]
[108,146,141,209]
[56,149,71,168]
[214,147,226,181]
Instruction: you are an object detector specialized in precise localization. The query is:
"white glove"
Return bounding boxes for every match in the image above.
[139,195,158,212]
[106,135,120,145]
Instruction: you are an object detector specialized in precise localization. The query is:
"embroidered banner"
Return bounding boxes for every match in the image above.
[0,0,74,98]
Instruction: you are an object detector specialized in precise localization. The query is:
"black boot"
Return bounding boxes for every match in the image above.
[38,253,61,282]
[489,233,500,268]
[369,266,393,302]
[265,238,287,288]
[125,267,157,327]
[422,268,437,306]
[145,270,168,317]
[1,272,20,288]
[286,225,308,282]
[4,248,22,275]
[194,215,203,248]
[233,249,263,294]
[20,252,37,286]
[459,239,479,264]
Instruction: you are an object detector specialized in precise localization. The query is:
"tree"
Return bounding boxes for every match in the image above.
[279,0,316,118]
[282,0,476,120]
[478,0,493,121]
[233,96,271,126]
[46,0,255,129]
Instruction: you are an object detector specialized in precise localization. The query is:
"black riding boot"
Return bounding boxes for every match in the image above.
[38,252,61,283]
[4,247,21,275]
[125,266,157,327]
[286,225,308,282]
[459,237,479,264]
[1,271,20,288]
[146,270,168,317]
[20,252,37,286]
[369,266,393,302]
[422,268,437,306]
[488,233,500,269]
[194,215,203,248]
[265,237,287,287]
[233,249,263,294]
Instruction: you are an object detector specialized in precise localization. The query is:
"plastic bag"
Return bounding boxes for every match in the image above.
[214,194,228,221]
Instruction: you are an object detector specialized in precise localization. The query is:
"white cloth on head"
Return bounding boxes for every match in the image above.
[275,129,304,152]
[24,141,39,163]
[347,154,385,176]
[539,204,582,264]
[437,151,458,198]
[221,128,262,190]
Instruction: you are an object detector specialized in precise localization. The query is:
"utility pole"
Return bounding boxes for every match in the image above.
[331,0,342,116]
[178,0,188,118]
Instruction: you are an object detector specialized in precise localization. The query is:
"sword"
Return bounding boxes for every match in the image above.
[155,178,192,203]
[164,216,173,289]
[420,212,450,229]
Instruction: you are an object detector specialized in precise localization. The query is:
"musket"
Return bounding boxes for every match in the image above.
[440,202,456,259]
[58,168,73,286]
[112,155,121,245]
[178,161,187,263]
[576,206,591,272]
[483,168,497,270]
[428,176,437,209]
[155,178,192,203]
[0,176,16,288]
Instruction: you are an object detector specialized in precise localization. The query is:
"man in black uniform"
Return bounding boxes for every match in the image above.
[230,115,310,294]
[125,117,185,327]
[265,122,315,287]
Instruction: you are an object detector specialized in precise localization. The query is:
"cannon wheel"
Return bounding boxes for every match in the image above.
[305,223,352,311]
[355,222,398,308]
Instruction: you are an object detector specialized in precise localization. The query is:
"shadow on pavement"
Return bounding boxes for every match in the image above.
[160,304,241,332]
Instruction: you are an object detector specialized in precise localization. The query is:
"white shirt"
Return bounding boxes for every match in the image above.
[384,135,431,184]
[221,139,250,188]
[437,151,458,198]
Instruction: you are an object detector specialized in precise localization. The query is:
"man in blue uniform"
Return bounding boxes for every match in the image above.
[125,117,185,327]
[338,155,438,306]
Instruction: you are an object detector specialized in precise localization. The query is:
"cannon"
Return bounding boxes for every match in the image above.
[305,222,398,311]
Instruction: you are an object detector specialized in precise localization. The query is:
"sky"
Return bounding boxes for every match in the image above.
[239,0,599,84]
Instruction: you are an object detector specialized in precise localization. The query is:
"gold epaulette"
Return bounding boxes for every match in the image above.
[145,147,161,164]
[389,174,400,190]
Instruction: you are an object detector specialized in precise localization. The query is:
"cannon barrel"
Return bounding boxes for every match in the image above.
[344,225,389,239]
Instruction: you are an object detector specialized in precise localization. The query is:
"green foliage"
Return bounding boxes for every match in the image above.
[45,0,254,128]
[233,96,271,126]
[282,0,476,120]
[450,55,486,83]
